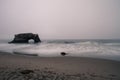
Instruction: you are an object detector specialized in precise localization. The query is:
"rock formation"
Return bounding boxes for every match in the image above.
[9,33,41,43]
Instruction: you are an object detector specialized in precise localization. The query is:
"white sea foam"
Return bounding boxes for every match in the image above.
[0,40,120,61]
[0,43,32,53]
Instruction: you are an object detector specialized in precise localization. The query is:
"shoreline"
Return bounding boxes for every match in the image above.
[1,50,120,62]
[0,53,120,80]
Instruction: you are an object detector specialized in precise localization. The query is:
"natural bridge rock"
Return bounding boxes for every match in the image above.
[9,33,41,43]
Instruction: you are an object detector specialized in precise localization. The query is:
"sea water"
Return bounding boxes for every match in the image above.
[0,39,120,61]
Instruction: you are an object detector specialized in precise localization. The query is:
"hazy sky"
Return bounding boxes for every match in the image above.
[0,0,120,39]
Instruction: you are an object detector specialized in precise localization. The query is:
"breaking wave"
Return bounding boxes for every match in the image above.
[0,39,120,61]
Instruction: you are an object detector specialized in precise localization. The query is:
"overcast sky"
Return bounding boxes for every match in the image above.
[0,0,120,39]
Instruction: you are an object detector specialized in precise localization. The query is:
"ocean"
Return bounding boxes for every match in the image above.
[0,39,120,61]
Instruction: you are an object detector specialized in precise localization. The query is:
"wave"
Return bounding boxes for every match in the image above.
[0,43,33,53]
[0,40,120,61]
[104,43,120,47]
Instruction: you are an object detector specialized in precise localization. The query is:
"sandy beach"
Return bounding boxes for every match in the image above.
[0,53,120,80]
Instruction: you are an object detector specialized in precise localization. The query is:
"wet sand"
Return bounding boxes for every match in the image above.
[0,53,120,80]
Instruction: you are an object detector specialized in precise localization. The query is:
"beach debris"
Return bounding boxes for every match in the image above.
[9,33,41,43]
[60,52,67,56]
[20,69,34,74]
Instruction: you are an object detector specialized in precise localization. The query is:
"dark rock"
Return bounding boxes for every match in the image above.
[9,33,41,43]
[61,52,67,56]
[20,70,34,74]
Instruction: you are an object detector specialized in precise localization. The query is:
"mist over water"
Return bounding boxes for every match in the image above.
[0,39,120,61]
[0,0,120,39]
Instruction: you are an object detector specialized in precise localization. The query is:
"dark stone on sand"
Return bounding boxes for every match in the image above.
[61,52,67,56]
[20,70,34,74]
[9,33,41,43]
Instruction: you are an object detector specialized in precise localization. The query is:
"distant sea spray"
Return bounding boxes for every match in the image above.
[0,39,120,61]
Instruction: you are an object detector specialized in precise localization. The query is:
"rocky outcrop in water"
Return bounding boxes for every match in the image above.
[9,33,41,43]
